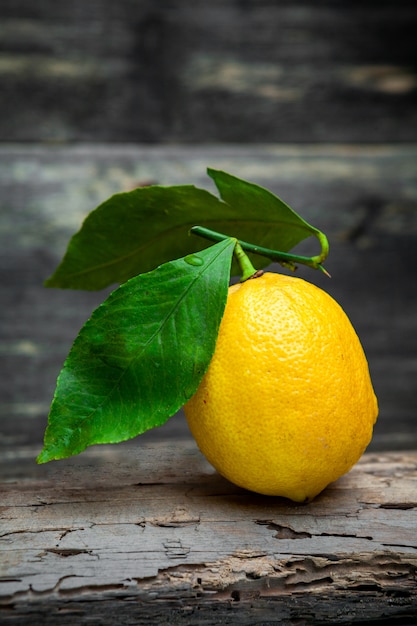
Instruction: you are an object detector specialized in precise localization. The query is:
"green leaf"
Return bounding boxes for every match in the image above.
[37,238,235,463]
[45,185,229,290]
[207,168,324,268]
[45,169,325,291]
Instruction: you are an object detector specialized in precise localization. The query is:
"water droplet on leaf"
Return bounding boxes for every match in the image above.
[184,254,204,267]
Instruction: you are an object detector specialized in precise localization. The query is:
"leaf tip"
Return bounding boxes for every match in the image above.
[206,166,222,181]
[36,449,49,464]
[36,444,73,464]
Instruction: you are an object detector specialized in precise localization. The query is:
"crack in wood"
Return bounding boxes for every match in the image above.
[0,527,82,540]
[379,503,417,510]
[255,520,373,542]
[56,528,87,542]
[318,531,374,541]
[382,543,417,551]
[45,548,96,558]
[255,520,311,539]
[151,519,199,528]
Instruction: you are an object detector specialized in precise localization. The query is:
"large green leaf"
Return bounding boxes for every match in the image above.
[37,238,235,463]
[45,170,326,291]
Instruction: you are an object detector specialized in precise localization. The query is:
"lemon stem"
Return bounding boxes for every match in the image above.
[233,241,259,282]
[190,226,330,275]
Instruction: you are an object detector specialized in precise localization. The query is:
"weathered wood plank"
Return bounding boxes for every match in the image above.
[1,442,416,624]
[1,1,416,142]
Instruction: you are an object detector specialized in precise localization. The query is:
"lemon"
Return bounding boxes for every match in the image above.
[184,272,378,502]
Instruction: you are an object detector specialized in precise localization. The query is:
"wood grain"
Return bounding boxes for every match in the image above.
[1,2,416,143]
[1,441,416,624]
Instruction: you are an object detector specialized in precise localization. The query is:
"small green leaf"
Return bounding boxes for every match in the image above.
[37,238,235,463]
[45,170,327,291]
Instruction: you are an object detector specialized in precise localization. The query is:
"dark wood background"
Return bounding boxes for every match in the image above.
[2,0,417,143]
[1,1,416,460]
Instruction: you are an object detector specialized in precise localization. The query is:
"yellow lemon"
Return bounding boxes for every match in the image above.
[184,272,378,502]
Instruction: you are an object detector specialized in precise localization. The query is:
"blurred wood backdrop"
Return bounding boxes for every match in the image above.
[0,1,416,456]
[1,1,417,143]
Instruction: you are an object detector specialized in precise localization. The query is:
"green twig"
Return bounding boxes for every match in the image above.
[190,226,330,276]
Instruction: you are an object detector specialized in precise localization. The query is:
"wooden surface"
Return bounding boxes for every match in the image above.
[2,4,417,623]
[1,441,417,624]
[1,1,416,143]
